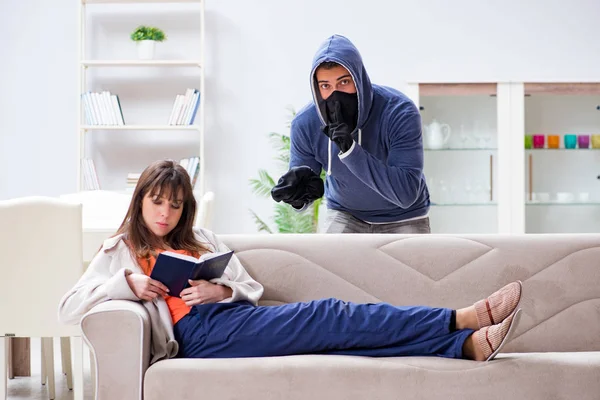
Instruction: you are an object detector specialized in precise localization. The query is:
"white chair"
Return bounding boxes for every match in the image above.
[60,190,131,231]
[60,190,131,268]
[0,196,85,400]
[196,191,215,230]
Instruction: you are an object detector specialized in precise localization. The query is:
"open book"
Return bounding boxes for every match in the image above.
[150,250,233,297]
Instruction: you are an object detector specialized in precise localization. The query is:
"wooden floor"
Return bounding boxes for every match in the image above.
[7,338,94,400]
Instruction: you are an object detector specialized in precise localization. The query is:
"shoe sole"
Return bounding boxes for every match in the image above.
[485,308,522,362]
[505,280,523,325]
[514,280,523,315]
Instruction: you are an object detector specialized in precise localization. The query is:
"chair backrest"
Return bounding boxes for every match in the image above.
[0,196,83,337]
[196,191,214,230]
[60,190,131,230]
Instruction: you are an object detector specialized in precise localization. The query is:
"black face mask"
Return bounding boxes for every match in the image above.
[319,91,359,132]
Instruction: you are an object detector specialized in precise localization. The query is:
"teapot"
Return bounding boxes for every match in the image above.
[424,120,451,150]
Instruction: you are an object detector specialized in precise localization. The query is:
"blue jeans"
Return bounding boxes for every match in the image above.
[173,298,473,359]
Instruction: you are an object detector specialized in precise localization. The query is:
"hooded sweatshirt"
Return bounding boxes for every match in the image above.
[290,34,430,223]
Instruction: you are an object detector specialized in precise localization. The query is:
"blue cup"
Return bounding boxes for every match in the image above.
[564,134,577,149]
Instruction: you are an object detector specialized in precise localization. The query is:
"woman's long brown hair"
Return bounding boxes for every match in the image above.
[114,159,210,258]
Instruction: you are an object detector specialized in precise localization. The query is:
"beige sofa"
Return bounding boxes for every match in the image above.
[81,233,600,400]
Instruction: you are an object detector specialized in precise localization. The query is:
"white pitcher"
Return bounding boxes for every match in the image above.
[424,120,451,150]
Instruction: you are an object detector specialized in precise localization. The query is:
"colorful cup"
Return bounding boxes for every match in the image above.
[548,135,560,149]
[524,135,533,149]
[578,135,590,148]
[593,135,600,149]
[533,134,545,148]
[564,134,577,149]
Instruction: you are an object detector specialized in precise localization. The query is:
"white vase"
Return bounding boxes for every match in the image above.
[136,40,156,60]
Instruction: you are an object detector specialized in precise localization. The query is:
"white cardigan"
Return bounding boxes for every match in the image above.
[58,227,264,363]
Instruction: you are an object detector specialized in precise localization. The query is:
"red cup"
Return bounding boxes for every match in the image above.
[533,134,545,148]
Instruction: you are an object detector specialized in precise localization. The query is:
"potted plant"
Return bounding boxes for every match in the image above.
[130,25,166,60]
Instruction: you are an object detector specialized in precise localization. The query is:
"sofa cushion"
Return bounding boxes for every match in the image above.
[144,352,600,400]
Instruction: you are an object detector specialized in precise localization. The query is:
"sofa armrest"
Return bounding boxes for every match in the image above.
[81,300,151,400]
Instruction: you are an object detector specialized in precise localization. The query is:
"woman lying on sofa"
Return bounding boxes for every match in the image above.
[59,159,523,363]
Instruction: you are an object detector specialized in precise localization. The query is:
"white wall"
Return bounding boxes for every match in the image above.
[2,0,600,234]
[0,0,78,199]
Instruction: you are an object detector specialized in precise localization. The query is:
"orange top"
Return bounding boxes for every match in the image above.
[136,248,196,325]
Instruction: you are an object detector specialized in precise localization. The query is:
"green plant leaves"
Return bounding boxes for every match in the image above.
[268,132,291,165]
[130,26,167,42]
[273,203,316,233]
[249,169,275,198]
[249,210,273,234]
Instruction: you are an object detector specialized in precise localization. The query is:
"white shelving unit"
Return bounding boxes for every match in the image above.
[407,81,600,234]
[76,0,205,197]
[81,59,202,67]
[84,0,200,3]
[81,125,202,131]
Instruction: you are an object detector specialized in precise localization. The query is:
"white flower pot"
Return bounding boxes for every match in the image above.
[136,40,156,60]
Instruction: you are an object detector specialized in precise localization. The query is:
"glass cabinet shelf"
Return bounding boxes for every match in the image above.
[416,82,499,233]
[525,148,600,152]
[526,202,600,206]
[425,148,497,152]
[431,202,497,206]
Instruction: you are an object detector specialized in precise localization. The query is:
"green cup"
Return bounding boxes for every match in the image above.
[524,135,533,149]
[564,134,577,149]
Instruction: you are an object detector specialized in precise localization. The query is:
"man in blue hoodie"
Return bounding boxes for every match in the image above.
[271,34,431,233]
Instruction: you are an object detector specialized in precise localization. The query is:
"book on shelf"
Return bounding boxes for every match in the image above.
[126,172,141,190]
[169,88,201,126]
[123,159,198,191]
[81,90,125,126]
[179,156,200,188]
[81,158,100,190]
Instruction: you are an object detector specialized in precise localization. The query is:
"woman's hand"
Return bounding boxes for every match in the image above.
[125,272,170,301]
[180,280,232,307]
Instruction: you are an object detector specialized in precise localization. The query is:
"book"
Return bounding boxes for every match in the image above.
[189,92,201,124]
[168,95,182,125]
[111,94,125,125]
[167,89,201,125]
[150,250,233,297]
[184,90,200,125]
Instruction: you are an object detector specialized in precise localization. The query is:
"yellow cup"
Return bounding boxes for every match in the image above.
[548,135,560,149]
[592,134,600,149]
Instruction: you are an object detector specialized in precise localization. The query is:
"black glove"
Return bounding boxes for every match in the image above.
[271,166,324,209]
[321,101,354,153]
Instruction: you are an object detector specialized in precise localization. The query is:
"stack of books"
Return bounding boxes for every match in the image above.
[123,158,199,192]
[126,173,141,191]
[169,88,201,125]
[81,158,100,190]
[81,91,125,126]
[179,156,200,188]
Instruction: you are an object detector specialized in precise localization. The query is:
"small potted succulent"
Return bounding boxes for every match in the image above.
[130,25,166,60]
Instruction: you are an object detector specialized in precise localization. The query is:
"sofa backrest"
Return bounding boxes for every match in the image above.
[221,233,600,353]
